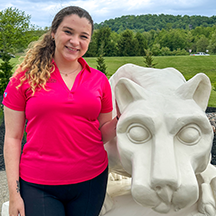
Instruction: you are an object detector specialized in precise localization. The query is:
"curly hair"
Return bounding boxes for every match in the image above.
[15,6,94,95]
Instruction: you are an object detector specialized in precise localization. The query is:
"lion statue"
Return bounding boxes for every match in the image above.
[101,64,216,216]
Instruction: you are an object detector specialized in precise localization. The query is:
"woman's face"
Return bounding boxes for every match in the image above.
[51,14,92,63]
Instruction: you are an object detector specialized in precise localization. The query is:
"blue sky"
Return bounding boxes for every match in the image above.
[1,0,216,28]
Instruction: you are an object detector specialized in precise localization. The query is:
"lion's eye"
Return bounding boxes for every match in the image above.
[127,124,151,144]
[177,125,201,145]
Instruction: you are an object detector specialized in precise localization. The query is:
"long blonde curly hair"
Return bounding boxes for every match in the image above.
[14,6,93,95]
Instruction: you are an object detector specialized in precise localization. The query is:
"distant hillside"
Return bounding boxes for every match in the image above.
[94,14,216,33]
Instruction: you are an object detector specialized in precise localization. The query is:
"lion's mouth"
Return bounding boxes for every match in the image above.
[152,185,173,213]
[153,201,172,213]
[132,184,198,214]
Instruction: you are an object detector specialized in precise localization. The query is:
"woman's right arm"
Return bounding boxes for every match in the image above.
[4,106,26,216]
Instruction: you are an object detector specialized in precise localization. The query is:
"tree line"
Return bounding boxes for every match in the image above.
[1,7,216,93]
[85,25,216,57]
[94,14,216,33]
[1,7,216,59]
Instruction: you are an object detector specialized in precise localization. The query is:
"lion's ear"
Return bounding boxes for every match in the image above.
[115,78,146,113]
[175,73,211,111]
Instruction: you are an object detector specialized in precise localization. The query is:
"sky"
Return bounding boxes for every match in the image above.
[1,0,216,28]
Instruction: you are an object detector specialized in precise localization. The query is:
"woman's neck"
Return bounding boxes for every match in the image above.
[53,56,81,74]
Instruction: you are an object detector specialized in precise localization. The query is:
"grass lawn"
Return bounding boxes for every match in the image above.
[5,55,216,107]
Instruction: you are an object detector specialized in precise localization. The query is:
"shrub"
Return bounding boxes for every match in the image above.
[0,52,13,95]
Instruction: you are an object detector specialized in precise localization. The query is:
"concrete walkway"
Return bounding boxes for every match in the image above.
[0,171,9,215]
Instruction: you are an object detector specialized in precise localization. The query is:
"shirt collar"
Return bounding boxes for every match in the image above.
[78,57,91,73]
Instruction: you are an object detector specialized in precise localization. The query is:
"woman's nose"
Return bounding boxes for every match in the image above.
[70,35,79,46]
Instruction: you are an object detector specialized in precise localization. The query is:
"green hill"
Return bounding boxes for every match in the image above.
[94,14,216,33]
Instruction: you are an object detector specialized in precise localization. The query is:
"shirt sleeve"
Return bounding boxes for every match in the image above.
[2,77,26,111]
[100,75,113,113]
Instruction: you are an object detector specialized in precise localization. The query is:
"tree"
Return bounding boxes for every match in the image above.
[0,7,31,54]
[143,49,157,68]
[96,55,107,75]
[135,32,148,56]
[161,47,171,56]
[0,53,13,94]
[0,7,30,94]
[151,43,161,56]
[94,26,117,57]
[96,43,107,75]
[207,32,216,54]
[156,29,187,51]
[85,33,97,57]
[196,35,209,52]
[172,48,188,56]
[117,29,138,56]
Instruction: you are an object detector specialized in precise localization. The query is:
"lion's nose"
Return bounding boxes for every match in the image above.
[151,172,180,192]
[151,135,180,191]
[154,185,173,203]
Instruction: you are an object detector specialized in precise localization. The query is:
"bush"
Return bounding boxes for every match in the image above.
[172,48,188,56]
[161,47,171,56]
[0,52,13,95]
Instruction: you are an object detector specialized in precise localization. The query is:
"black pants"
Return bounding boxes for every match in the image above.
[20,167,108,216]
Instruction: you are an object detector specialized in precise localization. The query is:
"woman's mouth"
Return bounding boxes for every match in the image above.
[66,46,78,52]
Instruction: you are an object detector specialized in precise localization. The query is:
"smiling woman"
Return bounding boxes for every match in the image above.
[2,6,119,216]
[51,14,92,85]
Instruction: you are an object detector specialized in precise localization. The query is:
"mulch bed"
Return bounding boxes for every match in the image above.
[1,107,216,171]
[0,121,5,171]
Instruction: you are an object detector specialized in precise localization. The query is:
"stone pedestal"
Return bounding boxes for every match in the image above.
[2,201,9,216]
[104,179,198,216]
[0,178,206,216]
[104,195,198,216]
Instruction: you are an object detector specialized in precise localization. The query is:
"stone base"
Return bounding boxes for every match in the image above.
[2,201,9,216]
[1,179,200,216]
[104,178,199,216]
[104,194,198,216]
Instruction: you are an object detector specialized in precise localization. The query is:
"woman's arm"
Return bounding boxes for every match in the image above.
[98,101,121,144]
[98,111,119,144]
[4,106,26,216]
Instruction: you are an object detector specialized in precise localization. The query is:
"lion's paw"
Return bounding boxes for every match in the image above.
[197,182,216,216]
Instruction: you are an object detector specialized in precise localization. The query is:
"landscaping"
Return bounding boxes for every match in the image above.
[85,55,216,107]
[7,54,216,107]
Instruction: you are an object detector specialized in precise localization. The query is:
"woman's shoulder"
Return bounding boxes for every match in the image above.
[12,67,26,79]
[9,68,29,87]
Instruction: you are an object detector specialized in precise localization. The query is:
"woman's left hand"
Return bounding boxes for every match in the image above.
[115,100,121,120]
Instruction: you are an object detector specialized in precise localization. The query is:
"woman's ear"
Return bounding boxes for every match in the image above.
[51,32,55,40]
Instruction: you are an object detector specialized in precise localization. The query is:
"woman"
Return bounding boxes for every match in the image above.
[3,6,119,216]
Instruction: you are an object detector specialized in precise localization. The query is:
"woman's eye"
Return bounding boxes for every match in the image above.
[127,124,151,144]
[64,30,72,35]
[81,35,88,39]
[177,125,201,145]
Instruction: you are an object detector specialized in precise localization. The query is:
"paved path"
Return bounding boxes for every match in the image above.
[0,171,9,215]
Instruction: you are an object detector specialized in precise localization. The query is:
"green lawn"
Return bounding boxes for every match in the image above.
[6,55,216,107]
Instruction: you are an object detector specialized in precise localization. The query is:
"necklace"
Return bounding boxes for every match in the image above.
[60,64,80,77]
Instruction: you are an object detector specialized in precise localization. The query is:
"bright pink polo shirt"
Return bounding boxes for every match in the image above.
[3,57,112,185]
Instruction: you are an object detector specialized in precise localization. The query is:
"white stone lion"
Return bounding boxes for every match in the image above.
[102,64,216,216]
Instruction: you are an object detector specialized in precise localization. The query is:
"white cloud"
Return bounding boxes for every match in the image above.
[0,0,215,28]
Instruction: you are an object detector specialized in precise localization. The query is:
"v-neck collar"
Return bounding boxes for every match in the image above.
[51,57,91,92]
